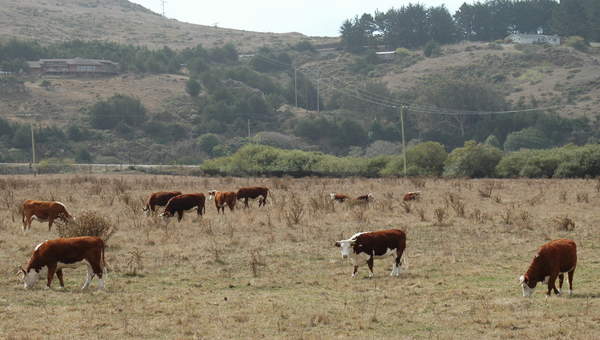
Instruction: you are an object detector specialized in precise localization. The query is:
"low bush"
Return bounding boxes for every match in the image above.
[56,210,117,241]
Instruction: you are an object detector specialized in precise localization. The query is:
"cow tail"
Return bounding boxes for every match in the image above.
[101,242,109,278]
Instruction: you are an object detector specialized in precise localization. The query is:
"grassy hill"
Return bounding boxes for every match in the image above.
[0,0,334,51]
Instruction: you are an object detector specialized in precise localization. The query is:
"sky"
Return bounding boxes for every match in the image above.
[129,0,466,37]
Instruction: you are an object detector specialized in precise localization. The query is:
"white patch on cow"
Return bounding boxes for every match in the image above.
[23,269,40,289]
[97,278,105,290]
[568,289,573,296]
[207,190,216,200]
[556,289,561,296]
[329,193,335,200]
[543,276,550,284]
[519,275,535,297]
[55,201,66,209]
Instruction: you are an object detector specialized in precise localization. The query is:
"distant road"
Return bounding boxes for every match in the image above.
[0,162,200,174]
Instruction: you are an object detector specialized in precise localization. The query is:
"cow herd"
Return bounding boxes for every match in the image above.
[16,185,577,298]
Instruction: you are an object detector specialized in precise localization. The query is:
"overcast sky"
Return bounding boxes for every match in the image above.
[130,0,466,37]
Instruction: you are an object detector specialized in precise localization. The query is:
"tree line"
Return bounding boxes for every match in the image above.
[340,0,600,52]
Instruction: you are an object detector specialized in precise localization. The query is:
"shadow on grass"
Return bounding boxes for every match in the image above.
[568,293,600,299]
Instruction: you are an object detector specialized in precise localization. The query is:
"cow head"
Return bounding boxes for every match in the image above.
[329,193,336,200]
[207,190,217,201]
[367,193,374,201]
[519,275,536,297]
[21,266,41,289]
[335,239,356,259]
[143,205,150,216]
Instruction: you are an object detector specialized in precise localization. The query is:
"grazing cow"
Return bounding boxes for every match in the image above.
[403,191,421,201]
[237,186,269,208]
[143,191,182,216]
[208,190,237,214]
[160,193,205,222]
[335,229,406,278]
[330,193,350,203]
[355,193,374,202]
[20,236,106,290]
[22,200,73,231]
[519,239,577,297]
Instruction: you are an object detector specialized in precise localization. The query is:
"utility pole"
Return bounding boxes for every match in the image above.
[400,105,407,177]
[316,68,320,113]
[247,119,251,138]
[160,0,167,16]
[294,68,298,108]
[30,123,36,176]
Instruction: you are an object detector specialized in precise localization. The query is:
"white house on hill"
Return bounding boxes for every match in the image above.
[505,33,560,46]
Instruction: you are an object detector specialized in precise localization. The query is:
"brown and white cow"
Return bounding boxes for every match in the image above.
[143,191,182,216]
[237,186,269,208]
[330,193,350,203]
[22,200,73,231]
[335,229,406,278]
[355,193,374,202]
[519,239,577,297]
[20,236,106,290]
[403,191,421,201]
[207,190,236,214]
[160,193,206,222]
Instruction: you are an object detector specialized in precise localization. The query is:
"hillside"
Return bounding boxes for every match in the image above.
[0,0,335,51]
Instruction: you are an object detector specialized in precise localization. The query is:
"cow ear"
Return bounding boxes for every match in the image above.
[334,242,340,247]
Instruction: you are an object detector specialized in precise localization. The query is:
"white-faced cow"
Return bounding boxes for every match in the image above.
[519,238,577,297]
[335,229,406,278]
[160,193,206,222]
[403,191,421,201]
[207,190,236,214]
[22,200,73,231]
[237,186,269,208]
[20,236,106,290]
[143,191,182,216]
[330,193,350,203]
[355,193,374,202]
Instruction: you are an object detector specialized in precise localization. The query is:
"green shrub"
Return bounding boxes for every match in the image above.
[185,78,201,97]
[423,40,441,57]
[504,128,552,151]
[564,36,589,52]
[443,141,502,178]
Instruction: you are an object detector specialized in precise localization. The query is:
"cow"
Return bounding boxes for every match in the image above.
[22,200,73,231]
[355,193,374,202]
[335,229,406,278]
[403,191,421,201]
[160,193,206,222]
[19,236,106,290]
[519,239,577,297]
[330,193,350,203]
[207,190,237,214]
[237,186,269,208]
[143,191,182,216]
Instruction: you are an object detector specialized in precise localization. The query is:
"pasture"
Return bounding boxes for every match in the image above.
[1,174,600,339]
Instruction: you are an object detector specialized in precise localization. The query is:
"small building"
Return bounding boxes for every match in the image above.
[375,51,396,61]
[505,33,560,46]
[26,58,119,75]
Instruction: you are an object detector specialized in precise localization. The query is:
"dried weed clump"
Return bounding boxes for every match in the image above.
[125,248,144,276]
[553,216,576,231]
[56,210,117,241]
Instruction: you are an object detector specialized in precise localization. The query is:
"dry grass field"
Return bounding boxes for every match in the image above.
[1,174,600,339]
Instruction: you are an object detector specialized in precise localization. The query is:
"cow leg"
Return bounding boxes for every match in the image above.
[568,269,575,295]
[56,269,65,288]
[229,203,234,211]
[367,257,374,278]
[391,256,402,276]
[177,211,183,222]
[558,274,565,294]
[25,215,33,231]
[81,262,95,289]
[547,274,559,296]
[244,198,249,208]
[47,263,57,288]
[48,217,54,231]
[89,258,105,290]
[352,265,359,278]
